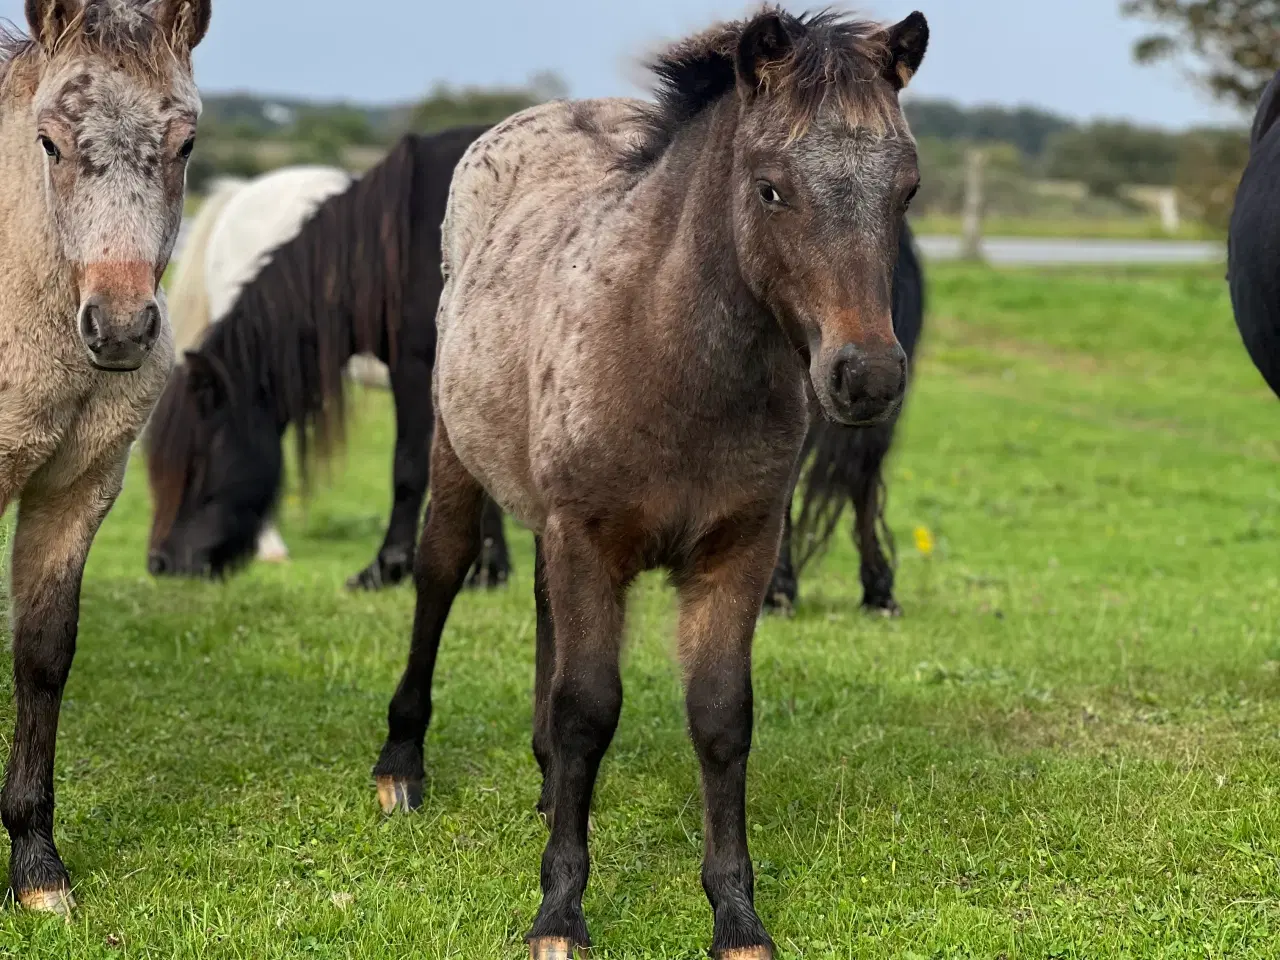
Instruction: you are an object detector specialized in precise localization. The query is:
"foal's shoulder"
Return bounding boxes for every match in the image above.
[464,98,650,170]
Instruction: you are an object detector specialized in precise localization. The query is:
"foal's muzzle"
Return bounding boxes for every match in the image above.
[823,341,908,426]
[79,295,162,372]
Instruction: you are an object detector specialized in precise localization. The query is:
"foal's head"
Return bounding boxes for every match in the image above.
[6,0,210,371]
[146,351,282,578]
[638,9,927,426]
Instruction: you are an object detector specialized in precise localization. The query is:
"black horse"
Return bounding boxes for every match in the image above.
[146,124,926,614]
[1228,68,1280,399]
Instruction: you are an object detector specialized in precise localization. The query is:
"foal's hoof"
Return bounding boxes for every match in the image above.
[528,937,587,959]
[716,949,774,960]
[376,775,423,814]
[18,886,75,918]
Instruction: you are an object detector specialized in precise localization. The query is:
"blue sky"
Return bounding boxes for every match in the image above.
[0,0,1244,128]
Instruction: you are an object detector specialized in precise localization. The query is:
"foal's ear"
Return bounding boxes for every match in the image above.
[883,11,929,91]
[25,0,79,51]
[153,0,212,57]
[184,351,226,417]
[735,11,794,96]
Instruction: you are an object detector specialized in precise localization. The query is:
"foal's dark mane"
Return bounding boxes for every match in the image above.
[147,135,420,537]
[619,8,898,173]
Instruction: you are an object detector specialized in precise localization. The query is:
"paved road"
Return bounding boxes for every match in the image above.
[170,223,1225,268]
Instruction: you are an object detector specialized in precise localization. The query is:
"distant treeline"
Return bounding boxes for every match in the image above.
[188,80,1250,230]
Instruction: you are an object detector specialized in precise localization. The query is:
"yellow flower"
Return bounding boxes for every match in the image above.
[914,525,935,557]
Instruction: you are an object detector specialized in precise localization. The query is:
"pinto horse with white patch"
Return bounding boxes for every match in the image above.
[0,0,209,915]
[371,9,929,957]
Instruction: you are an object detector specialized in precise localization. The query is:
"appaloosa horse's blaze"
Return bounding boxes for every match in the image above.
[372,9,929,957]
[0,0,209,914]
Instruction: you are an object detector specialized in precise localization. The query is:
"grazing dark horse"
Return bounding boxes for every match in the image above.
[371,9,928,958]
[765,223,924,615]
[146,124,925,617]
[0,0,210,914]
[145,126,511,589]
[1228,68,1280,399]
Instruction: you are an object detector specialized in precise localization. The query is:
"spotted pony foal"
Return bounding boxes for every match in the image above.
[0,0,210,915]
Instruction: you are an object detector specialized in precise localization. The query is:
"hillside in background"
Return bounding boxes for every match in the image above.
[191,86,1250,236]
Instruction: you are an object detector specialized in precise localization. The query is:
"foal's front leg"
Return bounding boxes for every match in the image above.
[2,451,127,914]
[527,515,625,958]
[677,509,781,959]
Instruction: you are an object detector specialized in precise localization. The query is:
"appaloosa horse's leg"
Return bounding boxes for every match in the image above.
[530,537,556,820]
[372,421,485,810]
[526,516,626,958]
[676,508,779,960]
[2,451,127,914]
[851,424,899,616]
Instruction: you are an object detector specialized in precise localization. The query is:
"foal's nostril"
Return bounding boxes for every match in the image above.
[147,551,169,576]
[136,302,162,347]
[78,299,107,351]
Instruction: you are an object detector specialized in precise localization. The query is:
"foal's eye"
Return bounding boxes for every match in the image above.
[757,180,785,207]
[38,135,60,162]
[178,137,196,161]
[903,183,920,209]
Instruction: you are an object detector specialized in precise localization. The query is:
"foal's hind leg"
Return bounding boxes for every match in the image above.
[3,451,127,914]
[372,421,485,810]
[526,515,626,957]
[676,507,780,959]
[851,425,899,616]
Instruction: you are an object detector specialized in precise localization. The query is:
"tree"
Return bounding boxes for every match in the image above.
[1043,123,1181,197]
[1121,0,1280,110]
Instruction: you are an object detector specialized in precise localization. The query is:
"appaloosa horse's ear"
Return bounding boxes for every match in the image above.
[735,11,794,95]
[185,350,226,417]
[25,0,78,51]
[883,11,929,91]
[153,0,212,56]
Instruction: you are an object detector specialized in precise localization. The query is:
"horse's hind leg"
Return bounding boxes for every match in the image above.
[372,420,485,810]
[255,521,289,563]
[2,451,128,914]
[527,515,626,957]
[530,536,555,819]
[762,499,797,615]
[852,424,899,616]
[465,497,511,589]
[677,506,780,959]
[349,353,434,591]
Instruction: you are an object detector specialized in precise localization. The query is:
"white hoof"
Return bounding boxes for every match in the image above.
[256,526,290,563]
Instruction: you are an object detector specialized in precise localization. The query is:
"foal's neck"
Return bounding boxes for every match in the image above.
[0,96,72,321]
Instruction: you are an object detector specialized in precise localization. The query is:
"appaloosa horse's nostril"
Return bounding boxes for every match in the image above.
[78,298,107,352]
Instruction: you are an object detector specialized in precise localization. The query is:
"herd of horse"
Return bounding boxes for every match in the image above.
[1,1,1278,957]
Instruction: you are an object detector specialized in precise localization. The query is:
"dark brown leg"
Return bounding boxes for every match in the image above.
[851,429,899,616]
[3,452,127,914]
[677,507,781,959]
[372,420,485,811]
[526,516,625,957]
[465,496,512,590]
[530,536,556,820]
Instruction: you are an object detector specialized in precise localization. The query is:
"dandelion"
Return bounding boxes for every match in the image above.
[913,525,934,557]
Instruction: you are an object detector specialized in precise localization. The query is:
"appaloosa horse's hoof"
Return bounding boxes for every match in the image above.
[716,948,774,960]
[375,775,423,814]
[18,885,75,918]
[528,936,587,959]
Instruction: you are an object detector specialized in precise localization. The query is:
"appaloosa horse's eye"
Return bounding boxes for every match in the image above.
[178,137,196,161]
[38,135,60,161]
[903,183,920,209]
[757,180,784,207]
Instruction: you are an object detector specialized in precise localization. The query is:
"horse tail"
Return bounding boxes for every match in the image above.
[792,222,926,573]
[167,177,247,354]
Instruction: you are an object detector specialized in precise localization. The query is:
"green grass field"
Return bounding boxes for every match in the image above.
[910,216,1220,242]
[3,261,1279,958]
